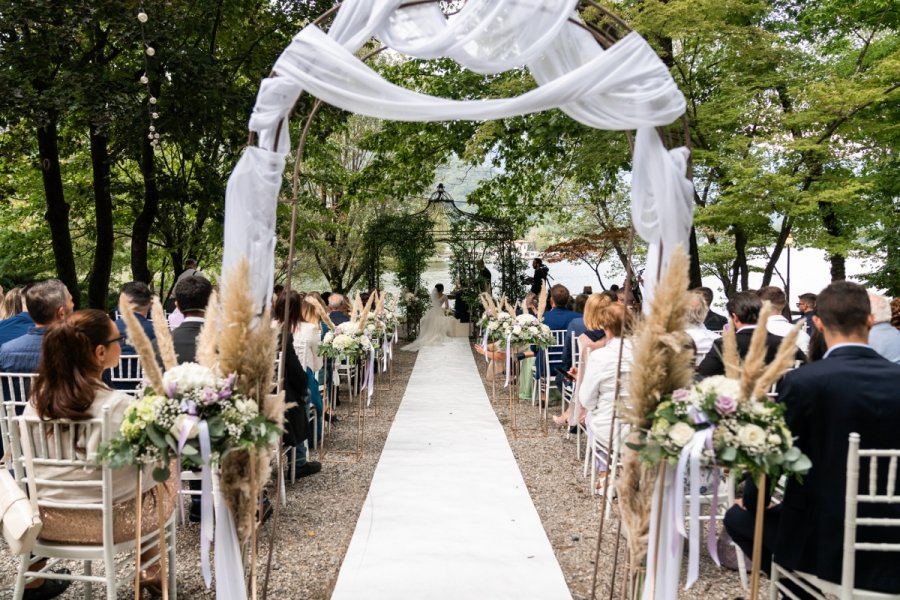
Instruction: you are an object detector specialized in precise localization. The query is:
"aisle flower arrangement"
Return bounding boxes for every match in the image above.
[319,321,376,359]
[100,363,281,481]
[637,375,811,480]
[484,310,515,343]
[507,313,554,348]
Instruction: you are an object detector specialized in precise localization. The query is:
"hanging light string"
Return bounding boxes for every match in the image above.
[137,6,160,149]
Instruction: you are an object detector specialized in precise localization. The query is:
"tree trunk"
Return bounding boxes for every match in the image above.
[131,110,159,284]
[688,226,702,288]
[88,123,114,309]
[820,202,846,281]
[734,226,749,291]
[36,116,80,306]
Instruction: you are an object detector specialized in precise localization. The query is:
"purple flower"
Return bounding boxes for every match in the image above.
[715,395,737,416]
[672,388,691,403]
[165,382,178,398]
[200,388,218,405]
[180,399,198,416]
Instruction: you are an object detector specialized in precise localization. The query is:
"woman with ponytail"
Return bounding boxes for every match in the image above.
[24,309,175,597]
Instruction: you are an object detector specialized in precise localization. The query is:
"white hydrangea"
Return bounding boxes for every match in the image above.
[332,334,355,350]
[696,375,741,400]
[162,362,218,393]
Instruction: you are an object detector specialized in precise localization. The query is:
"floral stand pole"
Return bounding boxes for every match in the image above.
[134,470,143,600]
[749,472,766,600]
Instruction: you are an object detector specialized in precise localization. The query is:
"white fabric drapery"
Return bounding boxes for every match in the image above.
[224,0,693,313]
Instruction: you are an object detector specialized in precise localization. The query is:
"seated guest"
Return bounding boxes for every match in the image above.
[115,281,156,350]
[328,293,350,326]
[0,285,36,347]
[273,291,322,478]
[794,292,817,333]
[555,294,591,389]
[0,279,73,375]
[106,282,157,391]
[554,293,609,426]
[758,286,810,354]
[537,284,580,381]
[684,291,720,365]
[696,286,728,331]
[697,291,794,378]
[0,286,25,320]
[171,276,212,363]
[868,292,900,364]
[724,281,900,592]
[24,310,176,597]
[577,296,632,481]
[543,284,579,331]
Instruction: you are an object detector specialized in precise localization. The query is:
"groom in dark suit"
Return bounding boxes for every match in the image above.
[725,281,900,594]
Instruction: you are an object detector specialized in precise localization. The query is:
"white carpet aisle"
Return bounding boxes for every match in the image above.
[331,338,572,600]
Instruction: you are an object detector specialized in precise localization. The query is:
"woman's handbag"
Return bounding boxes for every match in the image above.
[0,419,42,555]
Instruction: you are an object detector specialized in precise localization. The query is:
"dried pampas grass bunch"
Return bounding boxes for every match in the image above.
[211,259,281,544]
[617,246,695,570]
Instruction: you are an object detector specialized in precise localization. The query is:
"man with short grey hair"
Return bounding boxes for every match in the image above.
[328,293,350,326]
[0,279,74,374]
[869,292,900,364]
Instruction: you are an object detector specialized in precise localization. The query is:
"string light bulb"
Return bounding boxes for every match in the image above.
[138,6,159,151]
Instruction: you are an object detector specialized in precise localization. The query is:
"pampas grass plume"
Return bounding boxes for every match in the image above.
[196,291,220,370]
[740,301,773,402]
[722,320,740,379]
[752,320,803,399]
[150,297,177,370]
[305,295,335,330]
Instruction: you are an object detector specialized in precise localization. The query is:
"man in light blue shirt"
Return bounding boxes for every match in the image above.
[868,292,900,364]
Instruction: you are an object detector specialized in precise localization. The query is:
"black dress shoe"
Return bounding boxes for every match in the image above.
[295,461,322,478]
[23,569,72,600]
[188,502,201,523]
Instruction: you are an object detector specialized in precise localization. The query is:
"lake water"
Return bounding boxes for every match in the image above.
[413,249,881,313]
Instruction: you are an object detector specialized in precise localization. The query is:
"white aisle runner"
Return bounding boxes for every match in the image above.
[331,338,572,600]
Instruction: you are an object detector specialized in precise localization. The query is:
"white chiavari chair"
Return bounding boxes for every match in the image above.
[770,433,900,600]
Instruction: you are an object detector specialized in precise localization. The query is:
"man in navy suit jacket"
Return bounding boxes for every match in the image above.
[725,281,900,594]
[536,284,579,381]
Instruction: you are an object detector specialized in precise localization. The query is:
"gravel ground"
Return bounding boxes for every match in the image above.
[0,344,764,599]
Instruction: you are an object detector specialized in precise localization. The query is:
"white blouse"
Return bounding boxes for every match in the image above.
[294,321,323,373]
[578,337,634,444]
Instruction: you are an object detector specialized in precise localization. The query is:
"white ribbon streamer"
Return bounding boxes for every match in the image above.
[214,500,248,600]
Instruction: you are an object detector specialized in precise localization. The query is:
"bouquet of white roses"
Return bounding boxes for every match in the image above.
[99,363,281,482]
[319,321,377,359]
[633,375,811,481]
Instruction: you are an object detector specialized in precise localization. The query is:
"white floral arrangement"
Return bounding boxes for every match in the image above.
[507,313,554,348]
[100,363,280,481]
[484,311,553,348]
[633,375,811,481]
[484,311,515,343]
[319,321,376,359]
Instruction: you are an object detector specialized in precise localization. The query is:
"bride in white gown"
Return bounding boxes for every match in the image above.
[402,284,455,351]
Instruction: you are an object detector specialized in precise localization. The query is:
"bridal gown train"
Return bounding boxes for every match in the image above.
[402,292,454,351]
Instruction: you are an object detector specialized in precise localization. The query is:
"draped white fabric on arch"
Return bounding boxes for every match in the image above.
[223,0,694,313]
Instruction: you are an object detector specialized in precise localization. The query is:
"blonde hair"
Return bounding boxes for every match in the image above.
[299,295,321,325]
[686,291,708,325]
[584,293,625,336]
